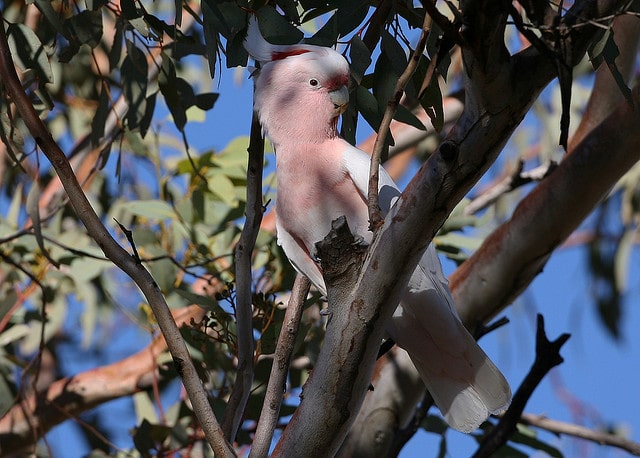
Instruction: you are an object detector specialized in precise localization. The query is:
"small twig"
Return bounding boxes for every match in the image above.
[222,111,265,441]
[368,14,431,230]
[473,314,570,458]
[519,412,640,456]
[464,159,557,215]
[250,274,311,458]
[473,315,510,340]
[114,218,141,262]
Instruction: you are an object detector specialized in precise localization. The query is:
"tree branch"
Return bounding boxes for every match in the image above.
[0,16,235,458]
[473,314,570,457]
[250,274,311,458]
[519,412,640,456]
[222,112,264,442]
[452,81,640,328]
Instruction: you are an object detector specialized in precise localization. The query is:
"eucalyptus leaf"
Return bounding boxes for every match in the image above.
[6,23,53,84]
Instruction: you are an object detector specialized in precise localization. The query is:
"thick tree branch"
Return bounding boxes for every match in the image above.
[0,306,206,454]
[473,314,570,458]
[0,17,235,458]
[250,274,311,458]
[452,82,640,327]
[222,112,264,441]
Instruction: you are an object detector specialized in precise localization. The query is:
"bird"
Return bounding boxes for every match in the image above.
[244,16,511,433]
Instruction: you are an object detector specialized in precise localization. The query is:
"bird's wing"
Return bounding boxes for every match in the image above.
[340,142,402,214]
[276,218,328,296]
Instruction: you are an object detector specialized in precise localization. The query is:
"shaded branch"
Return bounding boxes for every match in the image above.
[0,16,235,458]
[472,314,570,458]
[250,274,311,458]
[222,112,264,442]
[463,160,557,215]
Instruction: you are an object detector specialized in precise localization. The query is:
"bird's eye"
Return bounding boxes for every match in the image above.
[309,78,319,87]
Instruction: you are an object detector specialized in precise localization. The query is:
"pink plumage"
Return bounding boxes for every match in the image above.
[245,16,511,433]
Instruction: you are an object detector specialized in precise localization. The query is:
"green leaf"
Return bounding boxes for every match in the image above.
[175,289,225,314]
[380,30,408,76]
[33,0,67,36]
[257,6,304,44]
[436,232,483,252]
[6,182,23,229]
[76,281,98,349]
[201,1,220,78]
[122,42,149,131]
[6,23,54,84]
[414,57,444,132]
[69,254,106,283]
[133,392,159,424]
[65,10,103,48]
[27,180,59,268]
[394,105,426,131]
[207,171,239,206]
[307,14,338,46]
[139,92,157,139]
[195,93,219,111]
[421,414,449,435]
[614,228,635,291]
[159,54,187,131]
[0,324,31,346]
[133,419,172,455]
[109,18,124,70]
[122,200,174,222]
[349,36,371,85]
[91,87,110,146]
[336,1,369,38]
[120,0,141,20]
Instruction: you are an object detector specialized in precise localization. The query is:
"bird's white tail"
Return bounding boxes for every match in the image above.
[386,247,511,433]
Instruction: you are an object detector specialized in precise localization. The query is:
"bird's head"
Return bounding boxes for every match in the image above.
[244,17,351,145]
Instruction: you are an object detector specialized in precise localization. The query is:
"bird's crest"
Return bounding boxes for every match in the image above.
[244,16,313,64]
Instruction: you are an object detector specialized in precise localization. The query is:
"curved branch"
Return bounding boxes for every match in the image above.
[0,17,235,458]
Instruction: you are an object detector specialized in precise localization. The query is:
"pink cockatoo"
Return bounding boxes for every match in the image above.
[245,18,511,433]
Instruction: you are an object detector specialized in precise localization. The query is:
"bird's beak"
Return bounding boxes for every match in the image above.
[329,85,349,115]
